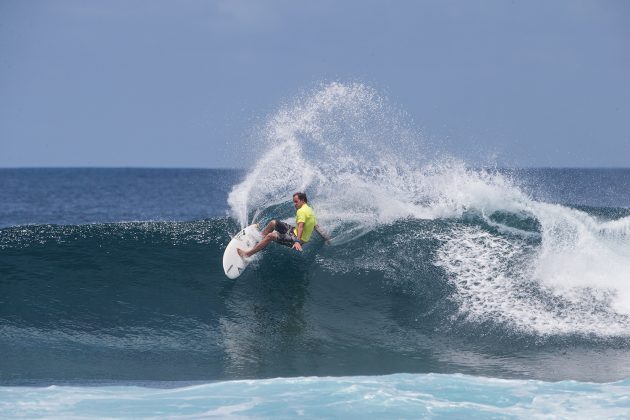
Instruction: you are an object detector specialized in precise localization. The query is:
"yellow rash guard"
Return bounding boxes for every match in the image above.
[293,203,317,242]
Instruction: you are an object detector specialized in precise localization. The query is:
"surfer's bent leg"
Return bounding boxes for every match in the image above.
[261,220,277,236]
[237,231,278,258]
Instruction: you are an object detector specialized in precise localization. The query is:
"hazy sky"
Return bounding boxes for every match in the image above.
[1,0,629,168]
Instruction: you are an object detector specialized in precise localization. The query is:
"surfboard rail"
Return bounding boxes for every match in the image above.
[222,224,260,279]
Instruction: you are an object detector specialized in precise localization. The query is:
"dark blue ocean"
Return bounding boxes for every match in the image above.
[2,167,630,418]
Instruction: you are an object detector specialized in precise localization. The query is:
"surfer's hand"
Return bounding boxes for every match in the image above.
[292,242,303,252]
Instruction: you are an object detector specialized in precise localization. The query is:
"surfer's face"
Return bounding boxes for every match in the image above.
[293,196,305,210]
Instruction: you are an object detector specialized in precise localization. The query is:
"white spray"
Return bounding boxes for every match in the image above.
[228,82,630,337]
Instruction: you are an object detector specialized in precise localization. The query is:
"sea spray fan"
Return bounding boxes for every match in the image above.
[228,83,419,231]
[228,82,630,338]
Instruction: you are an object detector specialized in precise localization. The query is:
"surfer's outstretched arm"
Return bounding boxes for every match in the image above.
[315,224,331,245]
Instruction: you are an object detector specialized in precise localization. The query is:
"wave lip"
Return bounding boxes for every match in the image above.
[1,373,629,419]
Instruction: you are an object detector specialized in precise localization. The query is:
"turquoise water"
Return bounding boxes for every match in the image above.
[2,373,629,419]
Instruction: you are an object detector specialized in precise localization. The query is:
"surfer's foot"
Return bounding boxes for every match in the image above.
[237,248,249,258]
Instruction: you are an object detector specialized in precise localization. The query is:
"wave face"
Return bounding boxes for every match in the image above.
[2,83,630,386]
[2,211,630,384]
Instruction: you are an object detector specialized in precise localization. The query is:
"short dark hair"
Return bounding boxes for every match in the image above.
[293,192,308,203]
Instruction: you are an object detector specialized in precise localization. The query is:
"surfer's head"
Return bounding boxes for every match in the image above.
[293,192,307,209]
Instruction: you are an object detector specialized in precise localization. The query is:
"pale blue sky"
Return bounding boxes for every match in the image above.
[1,0,629,168]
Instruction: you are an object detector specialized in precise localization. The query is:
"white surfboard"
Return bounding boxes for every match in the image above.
[223,224,261,279]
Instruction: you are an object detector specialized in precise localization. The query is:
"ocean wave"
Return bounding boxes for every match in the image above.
[2,211,630,342]
[3,82,630,384]
[225,82,630,339]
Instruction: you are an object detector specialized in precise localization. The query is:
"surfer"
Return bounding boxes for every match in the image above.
[237,192,330,258]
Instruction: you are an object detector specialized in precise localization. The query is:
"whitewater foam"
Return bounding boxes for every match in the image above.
[227,82,630,338]
[2,374,629,419]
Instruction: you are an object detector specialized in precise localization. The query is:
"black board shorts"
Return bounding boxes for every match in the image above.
[274,220,299,247]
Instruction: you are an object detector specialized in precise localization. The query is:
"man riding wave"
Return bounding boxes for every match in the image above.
[237,192,330,258]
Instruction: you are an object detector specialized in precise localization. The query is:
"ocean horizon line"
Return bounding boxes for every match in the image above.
[1,165,630,171]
